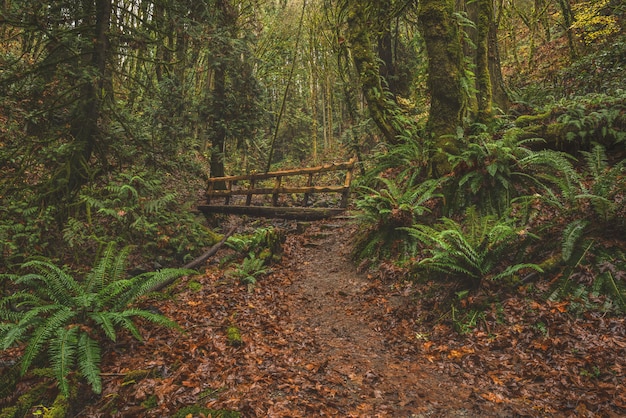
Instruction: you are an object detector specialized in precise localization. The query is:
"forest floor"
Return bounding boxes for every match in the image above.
[3,218,624,417]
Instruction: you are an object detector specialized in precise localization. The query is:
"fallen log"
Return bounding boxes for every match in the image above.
[198,205,346,221]
[148,227,237,293]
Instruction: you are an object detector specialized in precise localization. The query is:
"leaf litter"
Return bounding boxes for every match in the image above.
[14,218,624,417]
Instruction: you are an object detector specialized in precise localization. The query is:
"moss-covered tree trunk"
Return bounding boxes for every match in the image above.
[418,0,466,175]
[476,0,493,122]
[345,0,399,145]
[489,0,510,112]
[48,0,111,210]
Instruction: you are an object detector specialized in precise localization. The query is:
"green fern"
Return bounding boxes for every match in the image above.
[227,253,270,292]
[576,144,625,224]
[353,176,439,261]
[406,207,542,287]
[561,219,589,263]
[442,130,576,217]
[0,243,192,395]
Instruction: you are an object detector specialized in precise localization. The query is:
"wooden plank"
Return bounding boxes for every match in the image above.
[207,185,350,197]
[206,158,356,184]
[198,205,346,220]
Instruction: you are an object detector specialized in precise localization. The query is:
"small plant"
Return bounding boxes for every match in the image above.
[226,227,283,261]
[227,253,270,292]
[0,243,192,395]
[549,246,626,314]
[353,176,439,261]
[442,128,576,216]
[575,144,625,226]
[406,207,542,288]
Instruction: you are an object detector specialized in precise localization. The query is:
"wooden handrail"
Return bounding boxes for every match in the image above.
[206,159,356,185]
[201,158,356,219]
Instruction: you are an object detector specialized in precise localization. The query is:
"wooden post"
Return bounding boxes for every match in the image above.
[341,163,354,208]
[207,182,214,205]
[225,180,233,205]
[272,176,282,206]
[303,173,314,207]
[246,179,255,206]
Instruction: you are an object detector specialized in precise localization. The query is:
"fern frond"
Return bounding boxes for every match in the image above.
[113,268,194,309]
[0,323,27,350]
[77,332,102,394]
[84,242,115,293]
[89,312,117,341]
[97,279,134,309]
[50,326,78,396]
[18,261,81,304]
[491,263,543,281]
[580,144,608,180]
[122,308,179,330]
[21,306,74,375]
[112,314,143,341]
[562,219,589,262]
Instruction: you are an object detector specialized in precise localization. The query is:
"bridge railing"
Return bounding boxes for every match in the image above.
[198,158,356,220]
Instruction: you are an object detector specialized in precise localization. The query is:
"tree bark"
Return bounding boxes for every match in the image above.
[490,0,510,112]
[345,0,399,145]
[54,0,111,207]
[209,0,236,188]
[476,0,493,122]
[418,0,466,175]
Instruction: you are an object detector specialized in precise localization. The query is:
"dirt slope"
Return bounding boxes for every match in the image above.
[271,219,505,417]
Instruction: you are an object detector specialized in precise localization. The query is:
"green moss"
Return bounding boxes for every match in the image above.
[141,394,158,409]
[122,369,155,385]
[172,406,241,418]
[514,111,551,127]
[43,393,70,418]
[188,280,203,292]
[226,325,242,347]
[0,382,48,418]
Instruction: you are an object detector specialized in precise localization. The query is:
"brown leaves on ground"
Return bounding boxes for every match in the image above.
[13,218,624,417]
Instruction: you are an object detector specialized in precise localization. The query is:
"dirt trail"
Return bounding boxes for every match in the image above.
[278,220,492,417]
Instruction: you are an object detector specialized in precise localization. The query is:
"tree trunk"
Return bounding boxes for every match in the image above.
[209,0,236,188]
[418,0,466,175]
[557,0,577,60]
[52,0,111,207]
[476,0,493,122]
[345,0,399,145]
[490,0,510,112]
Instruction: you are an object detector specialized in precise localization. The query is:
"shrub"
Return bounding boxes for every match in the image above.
[406,207,542,288]
[0,243,192,395]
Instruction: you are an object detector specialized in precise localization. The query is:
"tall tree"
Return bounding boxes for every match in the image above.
[0,0,113,213]
[418,0,466,175]
[344,0,400,145]
[476,0,493,122]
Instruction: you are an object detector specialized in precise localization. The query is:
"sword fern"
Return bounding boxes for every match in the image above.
[0,242,193,395]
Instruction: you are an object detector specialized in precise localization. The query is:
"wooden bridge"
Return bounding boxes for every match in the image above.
[198,158,356,220]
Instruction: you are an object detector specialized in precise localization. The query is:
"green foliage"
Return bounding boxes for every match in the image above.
[558,38,626,96]
[451,304,485,335]
[406,207,542,288]
[0,243,191,396]
[556,95,626,147]
[62,170,215,264]
[576,144,626,224]
[359,137,430,188]
[227,253,270,292]
[353,176,439,261]
[441,127,576,216]
[171,406,240,418]
[0,201,57,268]
[549,247,626,314]
[226,227,282,261]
